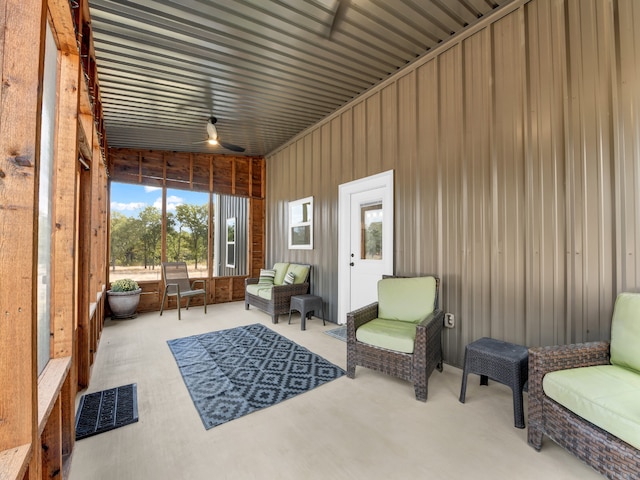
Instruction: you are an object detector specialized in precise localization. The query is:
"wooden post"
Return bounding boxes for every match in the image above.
[90,142,101,362]
[76,163,92,388]
[0,3,46,476]
[51,53,80,358]
[40,396,62,479]
[50,49,81,463]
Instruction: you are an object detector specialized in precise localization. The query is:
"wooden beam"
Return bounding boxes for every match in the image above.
[77,120,92,161]
[47,0,78,54]
[40,396,61,480]
[51,52,80,359]
[89,142,101,362]
[60,364,74,459]
[231,158,236,195]
[0,0,46,457]
[76,114,93,388]
[99,163,108,290]
[108,148,265,199]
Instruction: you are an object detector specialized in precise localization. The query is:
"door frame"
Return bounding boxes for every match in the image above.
[338,170,394,324]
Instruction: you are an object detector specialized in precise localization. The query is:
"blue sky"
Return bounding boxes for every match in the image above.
[110,182,209,217]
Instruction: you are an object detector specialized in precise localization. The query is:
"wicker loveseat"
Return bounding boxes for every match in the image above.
[245,263,311,324]
[528,292,640,480]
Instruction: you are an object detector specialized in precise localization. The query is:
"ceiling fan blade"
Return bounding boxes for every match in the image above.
[219,141,245,153]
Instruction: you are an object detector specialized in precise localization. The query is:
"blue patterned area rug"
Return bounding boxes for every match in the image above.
[167,323,345,429]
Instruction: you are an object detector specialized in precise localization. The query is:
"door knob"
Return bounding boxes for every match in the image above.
[350,262,354,267]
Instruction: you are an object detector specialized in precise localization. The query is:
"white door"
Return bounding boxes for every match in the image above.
[338,170,394,324]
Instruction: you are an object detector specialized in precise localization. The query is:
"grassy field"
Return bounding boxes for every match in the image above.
[108,264,208,282]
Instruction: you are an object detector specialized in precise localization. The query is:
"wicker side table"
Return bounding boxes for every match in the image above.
[459,337,529,428]
[288,294,325,331]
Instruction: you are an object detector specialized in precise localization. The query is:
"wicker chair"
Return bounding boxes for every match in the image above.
[528,293,640,480]
[346,276,444,402]
[160,262,207,320]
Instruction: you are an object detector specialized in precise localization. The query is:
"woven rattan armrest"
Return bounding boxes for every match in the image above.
[347,301,378,330]
[529,341,610,378]
[416,309,444,329]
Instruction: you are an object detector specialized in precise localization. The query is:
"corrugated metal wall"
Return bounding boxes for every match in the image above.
[265,0,640,367]
[216,195,248,277]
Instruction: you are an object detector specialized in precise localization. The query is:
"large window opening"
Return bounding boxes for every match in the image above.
[166,188,209,278]
[109,183,248,282]
[109,183,163,282]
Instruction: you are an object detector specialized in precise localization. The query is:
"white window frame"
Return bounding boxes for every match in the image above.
[288,196,313,250]
[226,217,236,268]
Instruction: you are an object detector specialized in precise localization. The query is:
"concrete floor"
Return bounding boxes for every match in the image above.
[68,302,602,480]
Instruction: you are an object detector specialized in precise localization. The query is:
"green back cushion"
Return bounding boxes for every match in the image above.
[272,263,290,285]
[377,276,436,323]
[543,365,640,450]
[610,292,640,372]
[285,264,309,284]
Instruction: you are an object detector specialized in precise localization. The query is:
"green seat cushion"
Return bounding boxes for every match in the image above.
[246,284,272,300]
[543,365,640,450]
[610,292,640,373]
[272,263,290,285]
[356,318,417,354]
[285,264,309,284]
[378,276,436,323]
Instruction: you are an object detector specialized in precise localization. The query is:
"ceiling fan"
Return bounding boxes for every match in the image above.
[200,116,245,153]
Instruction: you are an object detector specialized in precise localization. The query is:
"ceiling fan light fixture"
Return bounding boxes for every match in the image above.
[208,138,218,145]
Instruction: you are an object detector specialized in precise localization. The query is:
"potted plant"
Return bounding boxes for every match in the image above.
[107,278,142,319]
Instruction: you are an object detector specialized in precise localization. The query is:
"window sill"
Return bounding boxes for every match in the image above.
[37,356,71,435]
[0,444,31,480]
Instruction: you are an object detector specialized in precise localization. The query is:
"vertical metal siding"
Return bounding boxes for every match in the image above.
[397,71,418,275]
[460,28,493,354]
[491,10,527,345]
[438,45,465,361]
[564,0,616,343]
[524,0,568,347]
[615,0,640,292]
[266,0,640,366]
[217,195,248,276]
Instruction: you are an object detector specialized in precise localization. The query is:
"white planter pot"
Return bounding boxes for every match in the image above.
[107,288,142,319]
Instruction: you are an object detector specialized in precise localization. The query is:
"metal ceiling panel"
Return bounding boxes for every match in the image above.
[88,0,514,156]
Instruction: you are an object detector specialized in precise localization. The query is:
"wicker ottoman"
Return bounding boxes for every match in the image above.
[288,294,325,331]
[459,337,529,428]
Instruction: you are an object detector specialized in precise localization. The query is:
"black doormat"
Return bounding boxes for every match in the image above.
[75,383,139,440]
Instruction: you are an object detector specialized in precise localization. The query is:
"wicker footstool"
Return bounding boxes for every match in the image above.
[459,337,529,428]
[288,294,325,331]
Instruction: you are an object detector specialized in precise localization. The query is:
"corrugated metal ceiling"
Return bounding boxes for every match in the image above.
[89,0,513,156]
